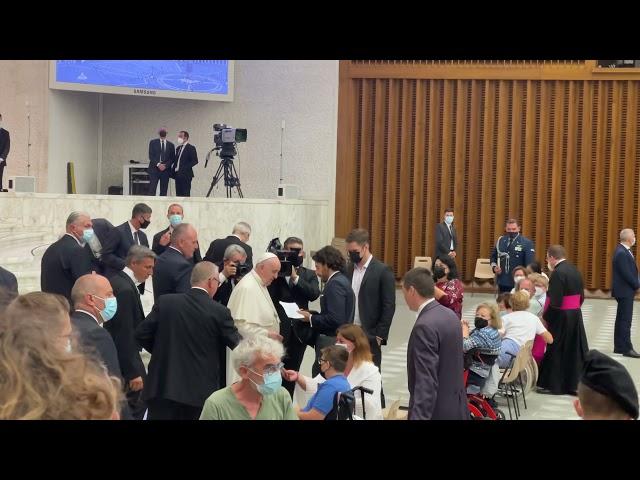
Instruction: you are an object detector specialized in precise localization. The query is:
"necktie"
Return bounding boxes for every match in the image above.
[176,146,184,171]
[160,141,165,163]
[134,231,140,245]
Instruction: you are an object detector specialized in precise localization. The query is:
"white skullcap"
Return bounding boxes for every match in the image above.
[255,251,278,265]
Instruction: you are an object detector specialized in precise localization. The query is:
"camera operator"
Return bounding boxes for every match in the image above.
[267,237,320,397]
[213,244,249,307]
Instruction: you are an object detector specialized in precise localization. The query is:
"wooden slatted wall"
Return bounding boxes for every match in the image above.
[335,61,640,291]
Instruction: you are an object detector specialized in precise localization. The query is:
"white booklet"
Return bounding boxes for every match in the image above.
[279,301,305,319]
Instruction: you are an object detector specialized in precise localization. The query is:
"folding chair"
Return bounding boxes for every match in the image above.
[472,258,495,297]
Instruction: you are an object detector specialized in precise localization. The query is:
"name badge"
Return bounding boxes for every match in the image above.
[515,245,523,252]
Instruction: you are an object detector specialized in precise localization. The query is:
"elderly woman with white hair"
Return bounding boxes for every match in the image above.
[199,335,298,420]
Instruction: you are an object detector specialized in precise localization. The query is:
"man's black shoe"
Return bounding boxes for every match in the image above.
[622,350,640,358]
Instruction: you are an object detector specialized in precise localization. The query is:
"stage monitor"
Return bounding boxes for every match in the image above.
[49,60,234,101]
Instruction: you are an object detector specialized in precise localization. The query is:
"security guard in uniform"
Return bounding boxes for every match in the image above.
[490,218,535,293]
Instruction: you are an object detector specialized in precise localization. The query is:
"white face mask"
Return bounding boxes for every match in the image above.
[514,275,525,284]
[335,342,353,353]
[547,261,554,271]
[177,137,184,145]
[534,286,545,298]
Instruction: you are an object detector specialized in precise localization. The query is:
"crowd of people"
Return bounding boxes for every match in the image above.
[0,202,637,421]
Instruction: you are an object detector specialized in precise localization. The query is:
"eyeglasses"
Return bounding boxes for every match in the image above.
[318,358,327,365]
[261,362,285,375]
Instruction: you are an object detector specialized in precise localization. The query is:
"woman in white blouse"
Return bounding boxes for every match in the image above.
[283,324,383,420]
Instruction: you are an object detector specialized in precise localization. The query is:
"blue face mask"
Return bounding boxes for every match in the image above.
[249,369,282,396]
[82,228,95,242]
[500,310,508,317]
[169,214,183,227]
[445,215,454,225]
[94,295,118,322]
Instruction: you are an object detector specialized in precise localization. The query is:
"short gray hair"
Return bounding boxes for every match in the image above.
[190,261,218,285]
[125,245,156,266]
[224,244,246,260]
[170,223,193,246]
[66,211,90,227]
[620,229,635,242]
[232,222,251,236]
[232,335,284,374]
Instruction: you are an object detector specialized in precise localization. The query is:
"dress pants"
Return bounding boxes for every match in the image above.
[148,168,170,196]
[175,173,192,197]
[614,296,635,353]
[147,398,202,420]
[281,318,307,397]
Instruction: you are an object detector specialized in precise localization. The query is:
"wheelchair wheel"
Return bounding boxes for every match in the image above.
[494,408,506,420]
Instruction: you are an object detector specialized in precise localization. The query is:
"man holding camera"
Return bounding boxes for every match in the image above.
[268,237,321,396]
[214,244,249,306]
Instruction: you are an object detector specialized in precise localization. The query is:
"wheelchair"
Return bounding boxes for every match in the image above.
[325,386,374,420]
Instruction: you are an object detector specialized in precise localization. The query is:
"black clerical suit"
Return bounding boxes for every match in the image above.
[40,234,93,303]
[152,247,194,300]
[204,235,253,269]
[171,142,198,197]
[269,265,320,396]
[106,270,147,419]
[136,288,241,420]
[148,137,175,196]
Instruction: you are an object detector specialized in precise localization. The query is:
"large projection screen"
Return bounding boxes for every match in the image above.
[49,60,234,101]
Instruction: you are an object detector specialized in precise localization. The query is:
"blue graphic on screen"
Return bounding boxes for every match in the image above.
[56,60,229,94]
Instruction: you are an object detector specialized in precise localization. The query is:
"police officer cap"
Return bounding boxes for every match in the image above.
[581,349,639,419]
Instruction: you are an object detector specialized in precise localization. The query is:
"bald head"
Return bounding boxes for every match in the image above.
[71,274,114,323]
[190,261,220,298]
[620,229,636,246]
[255,256,281,287]
[170,223,198,258]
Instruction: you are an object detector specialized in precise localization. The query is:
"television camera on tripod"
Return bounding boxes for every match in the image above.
[205,123,247,198]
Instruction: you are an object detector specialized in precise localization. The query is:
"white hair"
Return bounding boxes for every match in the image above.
[223,244,246,260]
[620,229,635,242]
[232,335,284,374]
[232,222,251,236]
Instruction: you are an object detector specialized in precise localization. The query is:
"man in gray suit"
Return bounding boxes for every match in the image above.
[403,267,468,420]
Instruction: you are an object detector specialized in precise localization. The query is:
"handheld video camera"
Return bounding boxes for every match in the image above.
[267,238,303,277]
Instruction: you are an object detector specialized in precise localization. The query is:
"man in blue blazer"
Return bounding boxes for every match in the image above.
[612,229,640,358]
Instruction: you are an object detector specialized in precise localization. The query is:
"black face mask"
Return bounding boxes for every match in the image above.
[433,266,446,280]
[474,316,489,329]
[507,232,518,239]
[349,251,362,264]
[139,218,151,230]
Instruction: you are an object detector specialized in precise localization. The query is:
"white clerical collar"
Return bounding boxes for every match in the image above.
[64,232,84,247]
[417,298,436,316]
[123,266,142,287]
[76,309,101,326]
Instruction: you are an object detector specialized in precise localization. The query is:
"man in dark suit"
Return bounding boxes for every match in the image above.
[69,273,122,379]
[101,203,152,279]
[345,228,395,406]
[41,212,94,303]
[83,217,114,275]
[214,244,248,306]
[0,113,10,192]
[0,265,18,296]
[612,229,640,358]
[204,221,253,268]
[298,245,354,377]
[148,127,175,196]
[403,267,468,420]
[171,130,198,197]
[106,245,156,419]
[269,237,320,396]
[151,203,202,262]
[136,261,241,420]
[434,208,458,262]
[152,223,199,300]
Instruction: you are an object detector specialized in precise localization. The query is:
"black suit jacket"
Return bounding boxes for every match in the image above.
[136,288,241,407]
[213,260,237,306]
[434,222,458,260]
[346,257,396,343]
[105,271,146,382]
[152,247,194,300]
[311,271,355,336]
[0,265,18,295]
[101,222,149,278]
[152,226,202,262]
[172,143,198,178]
[407,300,468,420]
[148,138,176,172]
[85,218,114,275]
[611,244,640,298]
[269,267,320,312]
[204,235,253,268]
[0,128,10,161]
[71,310,122,379]
[41,234,93,302]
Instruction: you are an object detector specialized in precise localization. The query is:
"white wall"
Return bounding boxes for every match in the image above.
[48,90,100,194]
[101,61,339,204]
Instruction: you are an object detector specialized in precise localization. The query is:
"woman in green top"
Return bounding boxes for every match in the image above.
[200,335,298,420]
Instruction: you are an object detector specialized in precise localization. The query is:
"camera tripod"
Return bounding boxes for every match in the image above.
[206,155,243,198]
